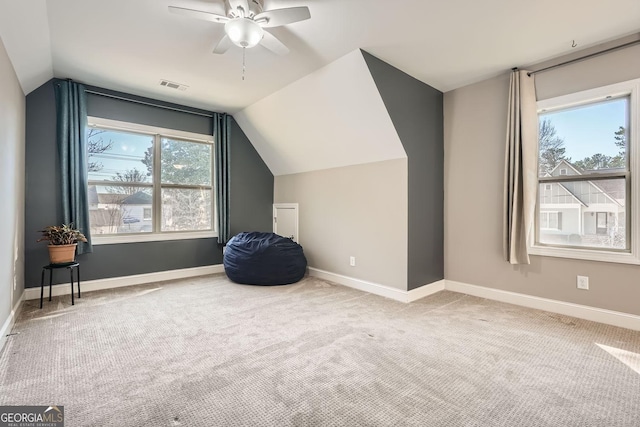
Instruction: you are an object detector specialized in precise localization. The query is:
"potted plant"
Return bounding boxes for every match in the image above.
[38,223,87,264]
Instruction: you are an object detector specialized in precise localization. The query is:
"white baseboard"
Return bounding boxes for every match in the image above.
[23,264,225,301]
[18,262,640,331]
[307,267,640,331]
[307,267,444,303]
[445,280,640,332]
[308,267,408,302]
[407,280,446,302]
[1,295,24,353]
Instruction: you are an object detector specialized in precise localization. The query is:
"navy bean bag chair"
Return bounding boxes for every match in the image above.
[223,232,307,286]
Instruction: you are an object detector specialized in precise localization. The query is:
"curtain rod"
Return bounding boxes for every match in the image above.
[84,89,214,118]
[527,38,640,77]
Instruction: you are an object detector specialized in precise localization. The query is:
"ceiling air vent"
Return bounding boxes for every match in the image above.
[159,79,188,91]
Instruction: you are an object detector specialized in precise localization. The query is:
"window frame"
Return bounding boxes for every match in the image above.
[87,117,217,245]
[529,78,640,265]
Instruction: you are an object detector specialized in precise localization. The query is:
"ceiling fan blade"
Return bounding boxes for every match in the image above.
[213,34,232,54]
[254,7,310,28]
[260,31,289,55]
[228,0,251,17]
[168,6,229,23]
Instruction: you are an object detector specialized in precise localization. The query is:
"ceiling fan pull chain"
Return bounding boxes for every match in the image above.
[242,47,246,80]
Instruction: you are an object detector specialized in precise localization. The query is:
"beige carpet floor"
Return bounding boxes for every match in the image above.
[1,274,639,426]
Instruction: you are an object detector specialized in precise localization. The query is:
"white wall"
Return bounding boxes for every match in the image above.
[0,0,53,94]
[235,50,406,176]
[275,159,408,291]
[0,35,26,342]
[444,39,640,316]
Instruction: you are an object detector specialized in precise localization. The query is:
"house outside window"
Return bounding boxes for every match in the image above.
[87,117,216,244]
[531,78,640,264]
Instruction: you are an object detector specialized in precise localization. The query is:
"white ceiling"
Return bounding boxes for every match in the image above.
[0,0,639,113]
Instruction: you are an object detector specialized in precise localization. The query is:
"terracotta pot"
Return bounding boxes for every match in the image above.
[48,244,77,264]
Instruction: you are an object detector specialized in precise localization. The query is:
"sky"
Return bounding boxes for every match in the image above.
[540,97,628,161]
[87,129,153,183]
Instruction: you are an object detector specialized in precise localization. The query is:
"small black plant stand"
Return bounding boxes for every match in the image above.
[40,262,80,309]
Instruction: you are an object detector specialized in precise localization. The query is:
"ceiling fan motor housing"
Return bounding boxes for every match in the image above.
[168,0,310,55]
[226,0,264,19]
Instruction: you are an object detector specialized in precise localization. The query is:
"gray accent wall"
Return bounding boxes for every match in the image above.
[25,81,59,288]
[362,51,444,290]
[229,119,274,235]
[24,79,273,288]
[86,86,213,134]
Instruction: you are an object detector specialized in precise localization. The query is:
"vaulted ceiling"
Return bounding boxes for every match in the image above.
[1,0,639,113]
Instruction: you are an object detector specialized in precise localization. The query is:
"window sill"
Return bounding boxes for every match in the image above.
[529,244,640,265]
[92,231,218,245]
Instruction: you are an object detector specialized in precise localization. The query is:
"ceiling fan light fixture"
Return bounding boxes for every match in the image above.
[225,18,264,48]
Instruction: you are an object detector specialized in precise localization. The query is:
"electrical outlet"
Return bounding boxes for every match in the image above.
[350,256,356,267]
[577,275,589,290]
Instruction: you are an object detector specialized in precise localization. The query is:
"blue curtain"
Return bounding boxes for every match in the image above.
[54,80,92,254]
[214,113,232,244]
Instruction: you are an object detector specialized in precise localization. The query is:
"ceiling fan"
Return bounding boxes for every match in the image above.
[169,0,311,55]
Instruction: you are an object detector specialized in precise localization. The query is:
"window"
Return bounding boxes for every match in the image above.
[87,117,215,244]
[540,212,562,230]
[596,212,608,235]
[531,78,640,264]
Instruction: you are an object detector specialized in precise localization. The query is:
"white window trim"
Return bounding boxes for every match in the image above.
[87,116,217,245]
[530,78,640,265]
[92,231,217,245]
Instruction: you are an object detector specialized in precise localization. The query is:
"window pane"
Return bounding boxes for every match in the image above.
[538,97,629,177]
[537,179,626,250]
[161,188,212,231]
[89,185,153,235]
[540,212,549,229]
[87,128,153,183]
[160,138,212,186]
